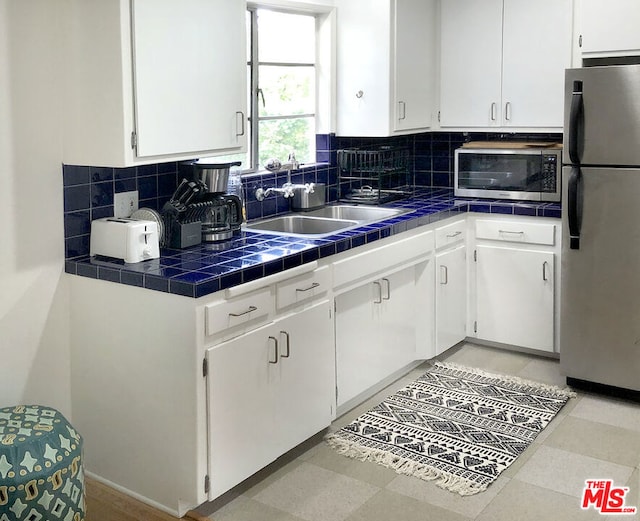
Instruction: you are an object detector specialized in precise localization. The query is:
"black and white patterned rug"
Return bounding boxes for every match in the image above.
[326,362,575,495]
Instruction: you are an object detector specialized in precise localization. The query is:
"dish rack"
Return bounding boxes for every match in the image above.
[337,146,412,204]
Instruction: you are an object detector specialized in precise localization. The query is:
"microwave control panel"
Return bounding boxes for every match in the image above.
[541,154,558,192]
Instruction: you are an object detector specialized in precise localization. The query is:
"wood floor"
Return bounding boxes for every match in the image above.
[85,478,209,521]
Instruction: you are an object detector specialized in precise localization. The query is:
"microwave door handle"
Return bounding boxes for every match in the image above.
[569,80,584,164]
[568,166,583,250]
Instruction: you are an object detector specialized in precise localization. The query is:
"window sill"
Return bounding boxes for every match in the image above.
[239,161,331,179]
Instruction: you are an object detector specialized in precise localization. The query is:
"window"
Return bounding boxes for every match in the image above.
[215,8,318,172]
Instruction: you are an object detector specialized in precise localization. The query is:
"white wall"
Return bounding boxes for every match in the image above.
[0,1,71,416]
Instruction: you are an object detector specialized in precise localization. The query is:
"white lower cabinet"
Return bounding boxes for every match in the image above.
[335,265,417,408]
[435,244,467,355]
[68,214,562,516]
[475,245,555,352]
[471,217,558,352]
[206,300,333,499]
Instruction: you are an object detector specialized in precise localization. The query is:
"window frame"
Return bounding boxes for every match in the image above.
[244,6,318,172]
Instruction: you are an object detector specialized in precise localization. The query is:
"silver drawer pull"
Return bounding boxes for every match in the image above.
[498,230,524,235]
[373,281,382,304]
[228,305,257,317]
[542,261,549,282]
[268,336,278,364]
[295,282,320,293]
[446,231,462,238]
[440,265,448,285]
[280,330,290,358]
[382,278,391,300]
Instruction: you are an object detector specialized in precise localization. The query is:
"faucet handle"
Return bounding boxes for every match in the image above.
[304,183,315,194]
[283,182,295,198]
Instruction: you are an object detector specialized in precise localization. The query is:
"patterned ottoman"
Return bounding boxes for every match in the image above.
[0,405,84,521]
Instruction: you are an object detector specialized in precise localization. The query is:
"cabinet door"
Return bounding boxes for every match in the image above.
[501,0,572,128]
[378,267,417,373]
[439,0,503,127]
[581,0,640,55]
[393,0,436,131]
[206,323,279,499]
[475,245,554,351]
[335,0,391,136]
[436,245,467,355]
[335,282,382,407]
[275,302,334,451]
[132,0,246,157]
[335,267,418,408]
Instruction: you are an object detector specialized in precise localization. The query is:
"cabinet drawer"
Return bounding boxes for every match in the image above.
[475,219,556,246]
[435,219,466,249]
[333,229,434,288]
[205,288,273,337]
[276,266,330,310]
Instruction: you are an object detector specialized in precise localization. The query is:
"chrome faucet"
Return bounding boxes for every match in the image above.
[255,184,295,201]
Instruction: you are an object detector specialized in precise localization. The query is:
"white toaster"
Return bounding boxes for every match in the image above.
[90,218,160,263]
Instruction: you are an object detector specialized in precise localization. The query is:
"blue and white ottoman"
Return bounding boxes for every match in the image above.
[0,405,84,521]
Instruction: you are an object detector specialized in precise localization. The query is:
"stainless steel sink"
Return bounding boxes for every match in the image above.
[304,205,409,222]
[244,204,412,238]
[244,215,359,237]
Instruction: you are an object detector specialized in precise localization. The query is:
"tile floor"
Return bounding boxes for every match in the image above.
[195,343,640,521]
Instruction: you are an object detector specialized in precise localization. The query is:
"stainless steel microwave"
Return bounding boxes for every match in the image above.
[454,147,562,202]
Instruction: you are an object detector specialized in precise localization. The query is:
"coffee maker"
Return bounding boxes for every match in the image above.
[182,160,244,242]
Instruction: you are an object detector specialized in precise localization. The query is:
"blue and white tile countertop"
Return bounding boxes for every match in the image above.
[64,188,561,298]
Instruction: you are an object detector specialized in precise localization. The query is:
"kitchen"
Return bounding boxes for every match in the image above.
[2,1,640,520]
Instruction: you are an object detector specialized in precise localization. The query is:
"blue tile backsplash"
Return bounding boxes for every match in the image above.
[63,130,562,298]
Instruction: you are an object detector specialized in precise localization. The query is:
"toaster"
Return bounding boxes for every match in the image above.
[90,218,160,263]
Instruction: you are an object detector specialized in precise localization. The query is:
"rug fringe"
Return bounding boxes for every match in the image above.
[325,433,487,496]
[432,361,577,400]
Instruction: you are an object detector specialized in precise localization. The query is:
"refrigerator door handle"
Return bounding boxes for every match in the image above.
[569,80,584,164]
[568,166,583,250]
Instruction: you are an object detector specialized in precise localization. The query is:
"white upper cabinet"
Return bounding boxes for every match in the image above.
[63,0,247,167]
[336,0,437,136]
[439,0,503,129]
[439,0,573,130]
[131,0,247,159]
[580,0,640,57]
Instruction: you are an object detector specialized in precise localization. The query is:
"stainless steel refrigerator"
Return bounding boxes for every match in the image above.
[561,64,640,397]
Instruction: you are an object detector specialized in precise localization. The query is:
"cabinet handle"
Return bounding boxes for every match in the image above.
[440,265,448,285]
[373,281,382,304]
[228,305,257,317]
[490,102,497,121]
[398,101,406,120]
[268,336,279,364]
[235,111,245,137]
[505,101,512,121]
[280,330,290,358]
[381,278,391,300]
[295,282,320,293]
[446,231,462,238]
[542,261,549,282]
[498,230,524,237]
